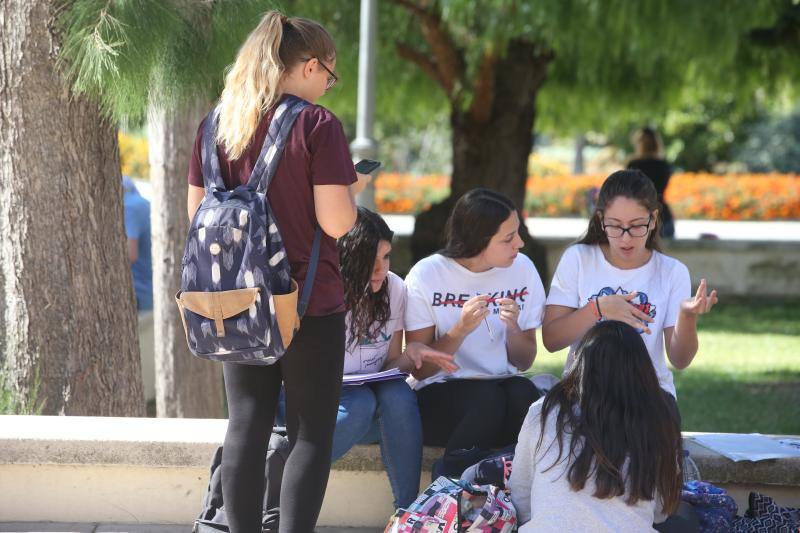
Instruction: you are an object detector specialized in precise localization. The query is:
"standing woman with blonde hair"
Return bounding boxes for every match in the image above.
[187,11,370,532]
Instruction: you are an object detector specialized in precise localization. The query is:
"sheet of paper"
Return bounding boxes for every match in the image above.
[342,367,409,386]
[449,372,526,381]
[692,433,800,462]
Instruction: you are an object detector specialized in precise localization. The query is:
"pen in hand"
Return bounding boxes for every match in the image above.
[484,316,495,342]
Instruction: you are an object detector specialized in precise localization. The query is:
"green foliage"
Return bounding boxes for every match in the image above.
[735,108,800,172]
[602,93,768,171]
[60,0,283,126]
[58,0,797,138]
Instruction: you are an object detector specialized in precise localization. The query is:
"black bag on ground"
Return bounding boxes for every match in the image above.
[194,428,290,533]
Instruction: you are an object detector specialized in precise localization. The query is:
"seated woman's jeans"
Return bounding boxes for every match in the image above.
[275,378,423,509]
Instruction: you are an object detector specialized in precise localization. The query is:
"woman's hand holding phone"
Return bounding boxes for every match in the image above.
[351,172,372,195]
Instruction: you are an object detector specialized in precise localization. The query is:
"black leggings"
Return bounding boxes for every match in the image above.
[221,312,345,533]
[417,377,540,473]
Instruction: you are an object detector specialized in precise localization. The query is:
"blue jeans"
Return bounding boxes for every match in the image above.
[333,379,422,509]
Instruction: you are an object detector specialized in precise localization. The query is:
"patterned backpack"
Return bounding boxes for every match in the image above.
[176,95,320,365]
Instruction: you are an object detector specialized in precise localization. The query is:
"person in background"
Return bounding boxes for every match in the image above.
[627,127,675,239]
[122,175,154,403]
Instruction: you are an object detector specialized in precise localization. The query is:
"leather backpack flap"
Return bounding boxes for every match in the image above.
[272,279,300,348]
[178,288,260,337]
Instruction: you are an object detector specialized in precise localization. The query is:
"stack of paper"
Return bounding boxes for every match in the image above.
[342,367,409,386]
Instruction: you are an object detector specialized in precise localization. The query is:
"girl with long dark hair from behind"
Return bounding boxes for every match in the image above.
[334,207,456,508]
[509,321,689,532]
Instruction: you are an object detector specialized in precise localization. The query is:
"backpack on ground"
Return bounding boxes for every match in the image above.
[384,476,517,533]
[459,446,515,490]
[194,428,290,533]
[176,96,321,365]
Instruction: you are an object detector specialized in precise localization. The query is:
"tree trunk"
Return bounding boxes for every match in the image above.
[148,102,225,418]
[411,41,551,279]
[0,1,144,416]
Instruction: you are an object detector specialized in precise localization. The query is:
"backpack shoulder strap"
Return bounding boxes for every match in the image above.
[297,227,322,318]
[200,107,227,193]
[246,95,309,194]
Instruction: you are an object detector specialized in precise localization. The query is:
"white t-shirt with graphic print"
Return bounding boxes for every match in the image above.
[343,271,406,375]
[404,253,546,390]
[546,244,691,397]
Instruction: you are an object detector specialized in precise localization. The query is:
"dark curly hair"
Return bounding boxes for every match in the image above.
[338,207,394,348]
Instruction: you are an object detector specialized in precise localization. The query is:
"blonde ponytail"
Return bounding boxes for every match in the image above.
[216,11,285,160]
[216,11,337,160]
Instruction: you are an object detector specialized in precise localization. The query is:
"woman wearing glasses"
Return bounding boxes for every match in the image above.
[541,170,717,416]
[186,11,369,533]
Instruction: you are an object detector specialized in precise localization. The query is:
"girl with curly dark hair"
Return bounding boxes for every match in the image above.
[333,207,456,508]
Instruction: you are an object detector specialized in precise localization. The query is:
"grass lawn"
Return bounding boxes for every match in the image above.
[531,301,800,435]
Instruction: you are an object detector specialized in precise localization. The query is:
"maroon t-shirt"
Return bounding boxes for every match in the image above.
[188,96,357,316]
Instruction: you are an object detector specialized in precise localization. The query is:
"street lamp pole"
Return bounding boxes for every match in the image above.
[351,0,378,209]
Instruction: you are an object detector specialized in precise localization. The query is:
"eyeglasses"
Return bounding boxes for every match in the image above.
[302,57,338,90]
[602,215,653,238]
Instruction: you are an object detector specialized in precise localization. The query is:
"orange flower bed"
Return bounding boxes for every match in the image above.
[665,173,800,221]
[375,172,800,220]
[374,173,450,214]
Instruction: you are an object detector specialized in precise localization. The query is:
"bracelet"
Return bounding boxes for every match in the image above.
[595,296,603,319]
[589,298,602,321]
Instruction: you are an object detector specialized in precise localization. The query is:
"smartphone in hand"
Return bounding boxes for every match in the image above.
[354,159,381,174]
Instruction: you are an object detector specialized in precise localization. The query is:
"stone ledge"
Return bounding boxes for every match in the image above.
[2,416,799,487]
[0,415,439,472]
[2,416,799,525]
[685,433,800,487]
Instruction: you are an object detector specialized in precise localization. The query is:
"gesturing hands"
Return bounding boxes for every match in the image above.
[404,341,458,373]
[497,298,521,331]
[680,278,718,316]
[598,292,654,334]
[455,295,491,336]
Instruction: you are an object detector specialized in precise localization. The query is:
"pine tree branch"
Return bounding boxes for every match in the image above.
[389,0,463,96]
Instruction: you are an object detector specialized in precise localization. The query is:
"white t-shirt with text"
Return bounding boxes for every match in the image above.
[404,253,546,390]
[343,271,406,375]
[546,244,691,397]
